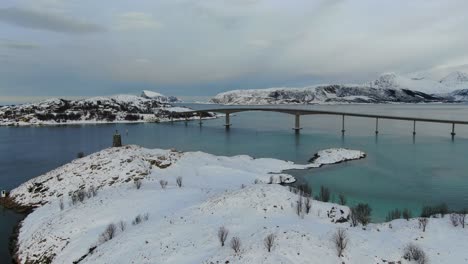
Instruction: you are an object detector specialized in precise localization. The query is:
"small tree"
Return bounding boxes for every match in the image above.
[418,217,428,232]
[297,183,312,197]
[218,226,229,247]
[386,208,402,222]
[159,180,168,189]
[403,243,428,264]
[352,203,372,226]
[304,197,312,214]
[264,234,275,252]
[319,186,330,202]
[99,223,117,243]
[402,208,412,221]
[176,176,183,188]
[230,237,241,254]
[350,208,358,227]
[338,194,346,205]
[134,179,142,190]
[333,228,348,257]
[118,220,126,232]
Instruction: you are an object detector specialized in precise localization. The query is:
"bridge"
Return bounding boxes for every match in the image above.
[179,107,468,138]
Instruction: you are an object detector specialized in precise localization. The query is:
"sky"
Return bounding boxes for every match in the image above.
[1,0,468,103]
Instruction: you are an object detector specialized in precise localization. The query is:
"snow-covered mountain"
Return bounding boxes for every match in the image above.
[210,85,444,105]
[0,92,209,126]
[210,72,468,105]
[141,90,179,103]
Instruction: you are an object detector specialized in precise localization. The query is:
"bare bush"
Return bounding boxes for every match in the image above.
[264,234,275,252]
[350,209,358,227]
[59,198,64,211]
[421,203,448,218]
[459,210,467,228]
[333,228,349,257]
[403,208,412,221]
[351,203,372,226]
[450,213,459,227]
[230,237,241,254]
[403,243,428,264]
[87,186,97,198]
[386,209,402,222]
[338,194,346,205]
[218,226,229,247]
[318,186,330,202]
[176,176,183,188]
[296,196,303,217]
[118,221,126,232]
[268,176,273,184]
[254,179,260,184]
[304,197,312,214]
[159,180,168,189]
[240,184,246,189]
[134,179,142,189]
[99,223,117,243]
[297,183,312,197]
[70,189,87,205]
[418,218,428,232]
[132,213,149,225]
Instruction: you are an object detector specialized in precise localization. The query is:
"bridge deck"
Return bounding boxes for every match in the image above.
[183,107,468,125]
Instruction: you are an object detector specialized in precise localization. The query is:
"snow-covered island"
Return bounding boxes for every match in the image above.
[210,72,468,105]
[0,91,212,126]
[3,146,466,264]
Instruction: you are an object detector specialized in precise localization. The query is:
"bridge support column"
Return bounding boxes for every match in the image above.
[184,114,188,126]
[199,114,203,125]
[375,118,379,135]
[170,113,174,123]
[451,123,456,138]
[413,120,416,136]
[341,115,345,134]
[225,113,231,128]
[293,114,302,132]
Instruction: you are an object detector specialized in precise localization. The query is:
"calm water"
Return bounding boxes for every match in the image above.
[2,103,468,261]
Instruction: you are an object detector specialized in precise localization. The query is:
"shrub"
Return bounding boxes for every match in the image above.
[338,194,346,205]
[297,183,312,197]
[87,186,97,198]
[77,152,85,159]
[450,213,459,227]
[333,228,348,257]
[218,226,229,247]
[403,243,428,264]
[99,223,117,243]
[386,209,402,222]
[421,203,448,218]
[418,218,428,232]
[304,197,312,214]
[159,180,168,189]
[459,209,467,228]
[176,176,183,188]
[59,198,64,211]
[230,237,241,254]
[318,186,330,202]
[134,179,142,189]
[132,213,149,225]
[296,196,303,217]
[264,234,275,252]
[118,221,126,232]
[351,203,372,226]
[402,208,412,221]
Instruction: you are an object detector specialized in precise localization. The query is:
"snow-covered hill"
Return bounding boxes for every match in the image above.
[210,72,468,105]
[4,146,466,264]
[0,92,210,126]
[141,90,179,103]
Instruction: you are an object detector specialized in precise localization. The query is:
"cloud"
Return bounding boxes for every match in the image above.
[115,12,162,31]
[0,7,105,34]
[0,40,39,50]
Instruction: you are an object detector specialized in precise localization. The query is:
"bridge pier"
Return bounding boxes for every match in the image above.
[184,114,188,126]
[413,120,416,136]
[225,113,231,128]
[341,115,345,134]
[451,123,456,138]
[293,114,302,132]
[375,118,379,134]
[199,114,203,126]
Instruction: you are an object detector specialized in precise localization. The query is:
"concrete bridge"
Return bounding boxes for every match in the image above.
[180,107,468,138]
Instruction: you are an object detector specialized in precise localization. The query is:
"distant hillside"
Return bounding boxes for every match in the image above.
[0,91,211,126]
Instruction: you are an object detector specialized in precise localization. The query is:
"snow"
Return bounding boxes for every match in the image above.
[141,90,179,103]
[9,146,467,264]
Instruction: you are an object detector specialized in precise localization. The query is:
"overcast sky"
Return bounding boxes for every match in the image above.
[1,0,468,103]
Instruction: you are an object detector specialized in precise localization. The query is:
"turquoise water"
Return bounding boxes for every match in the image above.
[1,103,468,261]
